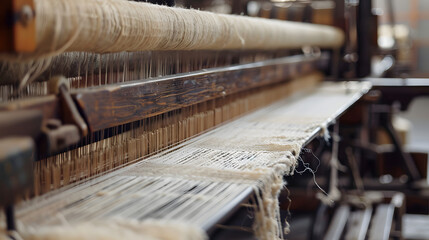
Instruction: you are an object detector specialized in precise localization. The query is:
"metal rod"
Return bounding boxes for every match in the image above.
[5,205,16,231]
[383,114,421,181]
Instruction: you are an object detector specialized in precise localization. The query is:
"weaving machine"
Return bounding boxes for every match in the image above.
[0,0,373,239]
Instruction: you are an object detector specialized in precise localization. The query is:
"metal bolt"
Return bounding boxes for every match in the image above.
[19,5,34,27]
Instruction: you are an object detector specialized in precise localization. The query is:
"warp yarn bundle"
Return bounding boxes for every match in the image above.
[14,0,345,59]
[3,81,370,240]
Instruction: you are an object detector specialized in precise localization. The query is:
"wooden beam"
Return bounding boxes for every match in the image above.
[0,55,328,132]
[73,55,326,131]
[0,0,36,52]
[324,205,350,240]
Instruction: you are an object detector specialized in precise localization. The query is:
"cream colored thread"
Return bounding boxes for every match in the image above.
[3,0,344,60]
[2,82,371,240]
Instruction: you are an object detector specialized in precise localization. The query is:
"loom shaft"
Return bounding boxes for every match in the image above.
[1,0,344,58]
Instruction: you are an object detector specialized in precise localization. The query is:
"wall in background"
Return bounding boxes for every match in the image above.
[373,0,429,76]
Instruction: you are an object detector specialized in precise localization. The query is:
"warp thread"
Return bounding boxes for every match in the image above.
[0,82,370,240]
[13,219,207,240]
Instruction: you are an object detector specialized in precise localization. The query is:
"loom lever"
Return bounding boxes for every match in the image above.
[36,76,89,156]
[48,76,88,137]
[56,78,89,137]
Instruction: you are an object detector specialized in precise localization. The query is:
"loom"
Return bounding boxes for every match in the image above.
[1,0,420,239]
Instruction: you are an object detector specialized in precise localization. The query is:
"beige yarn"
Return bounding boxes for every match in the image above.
[17,0,344,59]
[2,81,370,240]
[17,219,207,240]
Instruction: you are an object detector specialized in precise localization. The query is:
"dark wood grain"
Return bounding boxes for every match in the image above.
[0,0,13,52]
[74,55,328,131]
[0,0,36,52]
[0,55,328,132]
[0,95,60,122]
